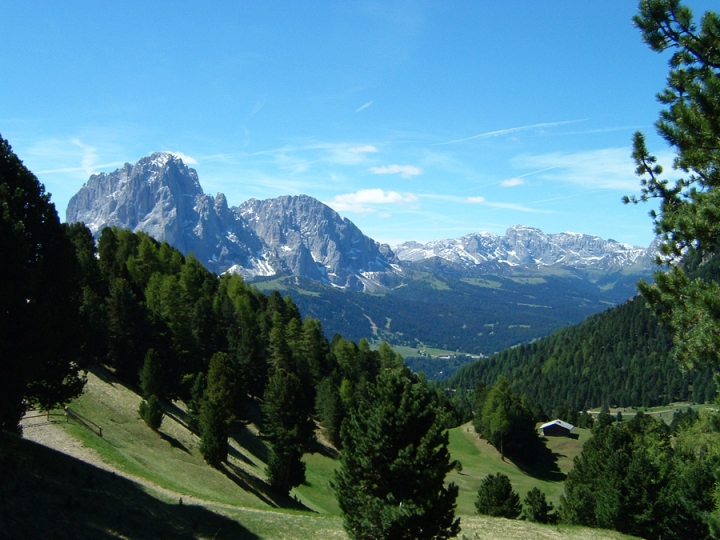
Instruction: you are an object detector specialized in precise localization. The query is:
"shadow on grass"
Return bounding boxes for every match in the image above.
[310,439,340,460]
[0,433,260,540]
[220,462,313,512]
[228,442,257,467]
[161,401,197,434]
[158,430,191,454]
[510,439,567,482]
[229,427,269,465]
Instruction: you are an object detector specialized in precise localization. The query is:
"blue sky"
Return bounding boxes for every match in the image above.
[2,1,716,247]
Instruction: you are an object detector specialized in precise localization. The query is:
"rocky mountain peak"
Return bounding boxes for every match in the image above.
[66,154,400,291]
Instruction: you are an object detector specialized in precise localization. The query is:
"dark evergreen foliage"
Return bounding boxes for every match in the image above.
[0,135,85,434]
[315,376,344,448]
[560,412,714,539]
[523,487,557,524]
[333,368,460,540]
[139,348,164,400]
[199,352,237,468]
[626,0,720,372]
[261,368,315,495]
[138,394,164,431]
[473,376,540,463]
[446,295,716,413]
[474,473,521,519]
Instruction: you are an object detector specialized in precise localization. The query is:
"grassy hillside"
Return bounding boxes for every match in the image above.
[4,365,636,539]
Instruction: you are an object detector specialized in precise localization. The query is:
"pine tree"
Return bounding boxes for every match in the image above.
[139,348,164,399]
[315,376,344,448]
[625,1,720,371]
[523,487,556,524]
[332,368,460,540]
[261,368,315,495]
[139,394,164,431]
[560,412,711,538]
[199,352,237,468]
[0,135,85,434]
[475,473,521,519]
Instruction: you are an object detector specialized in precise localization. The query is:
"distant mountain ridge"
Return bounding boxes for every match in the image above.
[67,152,655,293]
[393,226,655,273]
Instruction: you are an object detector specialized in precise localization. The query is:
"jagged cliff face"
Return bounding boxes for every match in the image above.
[66,153,399,291]
[66,152,654,291]
[66,153,204,254]
[393,225,654,272]
[238,196,399,289]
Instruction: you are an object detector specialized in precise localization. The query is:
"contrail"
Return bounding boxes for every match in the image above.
[437,119,585,145]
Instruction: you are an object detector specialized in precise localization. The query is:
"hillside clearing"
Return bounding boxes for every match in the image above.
[11,365,635,539]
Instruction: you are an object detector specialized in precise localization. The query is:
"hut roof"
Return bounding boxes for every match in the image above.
[540,419,574,432]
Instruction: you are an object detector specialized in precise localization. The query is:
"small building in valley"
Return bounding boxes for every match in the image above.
[540,419,574,437]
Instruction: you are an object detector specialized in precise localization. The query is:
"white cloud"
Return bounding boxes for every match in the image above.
[512,147,676,191]
[325,188,418,214]
[484,202,551,213]
[370,164,422,178]
[356,101,373,113]
[466,196,486,203]
[169,151,198,164]
[348,145,379,154]
[500,178,525,187]
[70,139,99,177]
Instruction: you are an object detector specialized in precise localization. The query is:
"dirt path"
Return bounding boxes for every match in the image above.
[19,414,273,516]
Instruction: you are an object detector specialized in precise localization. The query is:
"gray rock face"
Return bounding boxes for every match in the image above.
[238,195,400,290]
[393,225,654,272]
[66,153,399,290]
[66,152,654,290]
[66,153,205,253]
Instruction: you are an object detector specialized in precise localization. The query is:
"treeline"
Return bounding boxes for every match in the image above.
[2,135,463,537]
[472,408,720,539]
[446,293,716,412]
[268,266,632,356]
[68,225,436,492]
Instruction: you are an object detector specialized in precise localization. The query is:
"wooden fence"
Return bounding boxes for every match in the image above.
[63,406,103,437]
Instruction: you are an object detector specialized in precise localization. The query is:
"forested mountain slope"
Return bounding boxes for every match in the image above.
[446,293,717,412]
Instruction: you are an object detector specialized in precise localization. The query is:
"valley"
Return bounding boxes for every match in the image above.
[65,152,656,355]
[4,365,632,540]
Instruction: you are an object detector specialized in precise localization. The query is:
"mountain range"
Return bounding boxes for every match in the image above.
[67,152,655,288]
[66,152,658,354]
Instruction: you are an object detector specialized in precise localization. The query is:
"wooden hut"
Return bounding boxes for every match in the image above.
[540,419,574,437]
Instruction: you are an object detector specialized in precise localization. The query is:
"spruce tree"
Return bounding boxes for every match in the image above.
[475,473,521,519]
[261,368,315,495]
[139,394,164,431]
[315,376,344,448]
[139,348,164,399]
[333,368,460,540]
[199,352,236,468]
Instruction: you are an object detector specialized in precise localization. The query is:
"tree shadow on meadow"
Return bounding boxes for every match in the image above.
[510,438,567,482]
[229,426,269,465]
[0,433,260,540]
[220,462,312,512]
[310,438,340,460]
[158,430,191,454]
